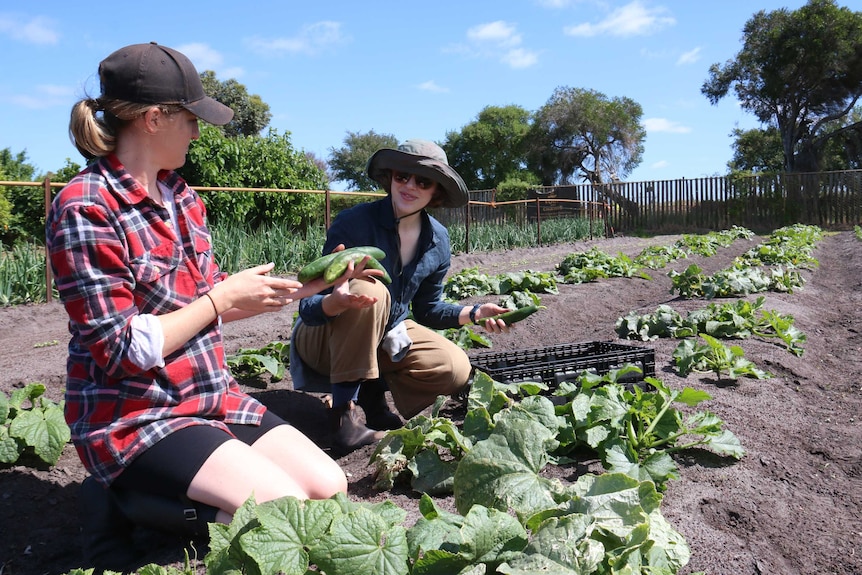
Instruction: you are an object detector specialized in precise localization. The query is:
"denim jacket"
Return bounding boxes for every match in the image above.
[297,197,463,330]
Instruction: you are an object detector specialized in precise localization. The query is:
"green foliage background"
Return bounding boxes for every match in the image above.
[179,125,328,231]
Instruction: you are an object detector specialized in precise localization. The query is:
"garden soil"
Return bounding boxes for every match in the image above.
[1,231,860,575]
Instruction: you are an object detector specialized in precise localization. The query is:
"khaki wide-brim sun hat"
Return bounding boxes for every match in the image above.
[366,139,468,208]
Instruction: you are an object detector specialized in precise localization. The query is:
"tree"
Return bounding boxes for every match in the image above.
[730,110,862,175]
[200,71,272,137]
[0,148,41,245]
[328,130,399,191]
[527,87,645,186]
[702,0,862,173]
[178,125,328,230]
[728,126,784,174]
[442,105,532,190]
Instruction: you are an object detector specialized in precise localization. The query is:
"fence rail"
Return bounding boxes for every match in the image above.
[4,169,862,302]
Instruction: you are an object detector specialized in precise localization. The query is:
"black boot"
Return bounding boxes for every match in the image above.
[113,488,218,539]
[79,476,139,572]
[329,401,385,452]
[357,379,403,431]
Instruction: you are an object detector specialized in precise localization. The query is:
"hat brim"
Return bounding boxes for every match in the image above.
[367,149,468,208]
[183,96,234,126]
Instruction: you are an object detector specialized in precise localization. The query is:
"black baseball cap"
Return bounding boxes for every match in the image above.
[98,42,234,126]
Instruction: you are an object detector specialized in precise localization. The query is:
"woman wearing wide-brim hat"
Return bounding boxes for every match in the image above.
[291,139,510,452]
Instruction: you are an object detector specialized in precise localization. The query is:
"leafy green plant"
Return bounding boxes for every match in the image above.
[854,225,862,241]
[556,246,651,284]
[195,466,690,575]
[553,369,745,489]
[0,243,49,306]
[437,325,493,351]
[672,333,771,380]
[226,341,290,387]
[443,267,558,300]
[669,263,805,299]
[633,243,688,269]
[0,383,70,466]
[371,368,742,498]
[673,226,753,257]
[616,297,806,356]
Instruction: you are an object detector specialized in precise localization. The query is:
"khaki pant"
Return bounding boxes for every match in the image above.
[293,279,472,418]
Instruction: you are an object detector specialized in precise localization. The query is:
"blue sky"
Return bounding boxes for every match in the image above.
[0,0,838,188]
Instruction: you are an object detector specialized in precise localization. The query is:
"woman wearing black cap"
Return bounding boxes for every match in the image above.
[47,42,375,570]
[290,139,510,452]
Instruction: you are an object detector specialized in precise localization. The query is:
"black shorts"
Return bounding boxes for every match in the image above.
[112,410,286,498]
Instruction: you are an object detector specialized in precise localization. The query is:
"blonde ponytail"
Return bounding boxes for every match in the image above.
[68,98,115,160]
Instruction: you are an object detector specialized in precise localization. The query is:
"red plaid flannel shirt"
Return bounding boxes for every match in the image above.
[46,154,265,486]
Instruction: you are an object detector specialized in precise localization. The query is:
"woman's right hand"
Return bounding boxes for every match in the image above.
[210,263,301,314]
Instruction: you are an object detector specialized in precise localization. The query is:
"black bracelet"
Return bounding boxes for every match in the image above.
[469,303,481,324]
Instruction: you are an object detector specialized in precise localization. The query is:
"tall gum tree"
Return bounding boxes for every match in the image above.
[702,0,862,173]
[527,86,645,214]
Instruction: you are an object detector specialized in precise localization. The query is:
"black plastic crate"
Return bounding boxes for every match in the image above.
[469,341,655,387]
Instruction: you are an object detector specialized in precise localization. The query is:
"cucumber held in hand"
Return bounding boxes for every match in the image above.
[322,247,388,283]
[297,246,385,283]
[362,256,392,285]
[478,304,545,327]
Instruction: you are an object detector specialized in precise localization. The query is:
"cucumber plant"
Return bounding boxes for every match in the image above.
[672,333,772,380]
[0,382,70,466]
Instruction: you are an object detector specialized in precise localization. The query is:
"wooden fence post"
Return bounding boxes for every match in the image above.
[43,176,53,303]
[465,195,472,254]
[535,197,542,245]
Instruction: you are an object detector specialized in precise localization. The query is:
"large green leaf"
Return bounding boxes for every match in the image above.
[310,507,408,575]
[240,497,340,575]
[8,402,70,465]
[453,419,563,518]
[0,426,22,464]
[459,505,527,566]
[518,514,604,574]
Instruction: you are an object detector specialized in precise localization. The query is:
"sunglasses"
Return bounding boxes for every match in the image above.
[392,171,436,190]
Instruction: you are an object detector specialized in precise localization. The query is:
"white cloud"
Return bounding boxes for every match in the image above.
[458,20,539,70]
[8,83,72,109]
[176,43,231,74]
[651,160,670,169]
[0,14,60,45]
[502,48,539,69]
[563,1,675,38]
[644,118,691,134]
[246,21,349,56]
[417,80,449,93]
[467,21,522,48]
[676,46,702,66]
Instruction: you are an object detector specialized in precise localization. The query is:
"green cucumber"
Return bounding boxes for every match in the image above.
[363,257,392,285]
[323,247,387,283]
[479,304,545,326]
[297,246,385,283]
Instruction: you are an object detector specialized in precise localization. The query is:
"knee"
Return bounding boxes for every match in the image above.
[350,277,390,300]
[308,464,348,499]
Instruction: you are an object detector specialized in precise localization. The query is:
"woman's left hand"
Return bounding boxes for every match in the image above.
[473,303,511,334]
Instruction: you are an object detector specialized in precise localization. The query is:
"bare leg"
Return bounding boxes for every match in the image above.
[186,425,346,522]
